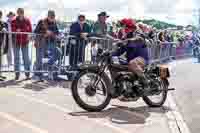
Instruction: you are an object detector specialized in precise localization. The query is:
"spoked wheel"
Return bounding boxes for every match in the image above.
[143,78,168,107]
[71,70,112,112]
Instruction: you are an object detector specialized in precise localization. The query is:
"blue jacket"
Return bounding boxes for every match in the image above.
[69,22,91,37]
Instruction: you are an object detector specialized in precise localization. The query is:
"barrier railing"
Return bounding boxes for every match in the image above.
[0,31,193,76]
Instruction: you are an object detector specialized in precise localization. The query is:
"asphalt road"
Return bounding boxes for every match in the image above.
[0,74,172,133]
[0,58,199,133]
[169,58,200,133]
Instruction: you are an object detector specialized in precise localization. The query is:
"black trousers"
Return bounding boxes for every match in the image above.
[69,41,86,67]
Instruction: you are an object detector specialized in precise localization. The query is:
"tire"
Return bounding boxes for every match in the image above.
[71,70,112,112]
[143,79,168,107]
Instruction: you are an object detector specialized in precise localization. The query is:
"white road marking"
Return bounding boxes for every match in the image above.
[0,111,49,133]
[2,90,130,133]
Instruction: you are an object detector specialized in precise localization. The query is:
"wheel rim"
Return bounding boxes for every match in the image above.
[76,73,108,107]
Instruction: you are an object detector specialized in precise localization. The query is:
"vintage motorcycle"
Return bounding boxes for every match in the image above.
[71,36,174,112]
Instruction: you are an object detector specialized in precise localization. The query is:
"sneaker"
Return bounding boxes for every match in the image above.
[25,76,31,80]
[0,76,6,80]
[15,75,20,80]
[32,76,44,82]
[25,73,30,80]
[15,72,20,80]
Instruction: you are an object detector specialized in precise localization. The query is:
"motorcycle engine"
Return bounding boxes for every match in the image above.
[115,73,139,101]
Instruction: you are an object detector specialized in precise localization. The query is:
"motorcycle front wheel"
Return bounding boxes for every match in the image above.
[142,79,168,107]
[71,70,112,112]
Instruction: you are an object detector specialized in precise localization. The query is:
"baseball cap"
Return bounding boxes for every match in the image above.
[48,10,55,17]
[98,12,109,18]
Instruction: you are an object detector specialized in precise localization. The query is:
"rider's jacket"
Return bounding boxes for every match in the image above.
[112,32,149,64]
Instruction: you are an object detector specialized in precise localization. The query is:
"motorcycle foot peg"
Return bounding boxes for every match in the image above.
[167,88,175,91]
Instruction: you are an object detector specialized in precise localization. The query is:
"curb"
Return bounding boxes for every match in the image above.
[165,93,191,133]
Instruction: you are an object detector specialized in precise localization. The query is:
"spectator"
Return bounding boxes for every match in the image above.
[158,31,165,42]
[92,12,109,37]
[69,14,91,67]
[68,14,91,80]
[11,8,32,80]
[92,12,113,53]
[164,30,172,42]
[0,10,8,81]
[110,22,118,38]
[6,11,15,66]
[91,42,98,63]
[34,10,60,80]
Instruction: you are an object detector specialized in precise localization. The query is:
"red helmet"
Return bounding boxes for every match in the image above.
[120,18,137,32]
[120,18,136,28]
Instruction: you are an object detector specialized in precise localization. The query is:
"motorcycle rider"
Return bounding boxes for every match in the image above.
[113,18,150,96]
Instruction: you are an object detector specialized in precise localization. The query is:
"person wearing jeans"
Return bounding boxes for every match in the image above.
[34,39,61,80]
[13,44,30,79]
[34,10,60,80]
[11,8,32,80]
[46,40,61,66]
[34,37,46,79]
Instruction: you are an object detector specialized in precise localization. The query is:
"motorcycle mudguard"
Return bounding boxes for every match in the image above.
[76,65,118,98]
[77,64,100,71]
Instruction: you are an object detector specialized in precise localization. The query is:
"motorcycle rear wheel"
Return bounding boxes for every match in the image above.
[142,79,168,107]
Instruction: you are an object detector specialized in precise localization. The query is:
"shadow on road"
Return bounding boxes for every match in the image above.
[23,81,51,91]
[0,79,28,88]
[22,80,71,92]
[0,78,71,92]
[69,105,172,125]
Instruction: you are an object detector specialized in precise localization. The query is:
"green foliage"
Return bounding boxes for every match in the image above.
[136,19,177,29]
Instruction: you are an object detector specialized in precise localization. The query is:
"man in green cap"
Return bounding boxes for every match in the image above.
[92,12,109,36]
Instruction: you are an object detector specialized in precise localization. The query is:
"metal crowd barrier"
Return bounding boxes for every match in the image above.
[0,31,193,76]
[148,41,177,64]
[0,32,113,74]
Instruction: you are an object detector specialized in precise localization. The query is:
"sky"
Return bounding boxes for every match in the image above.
[0,0,200,26]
